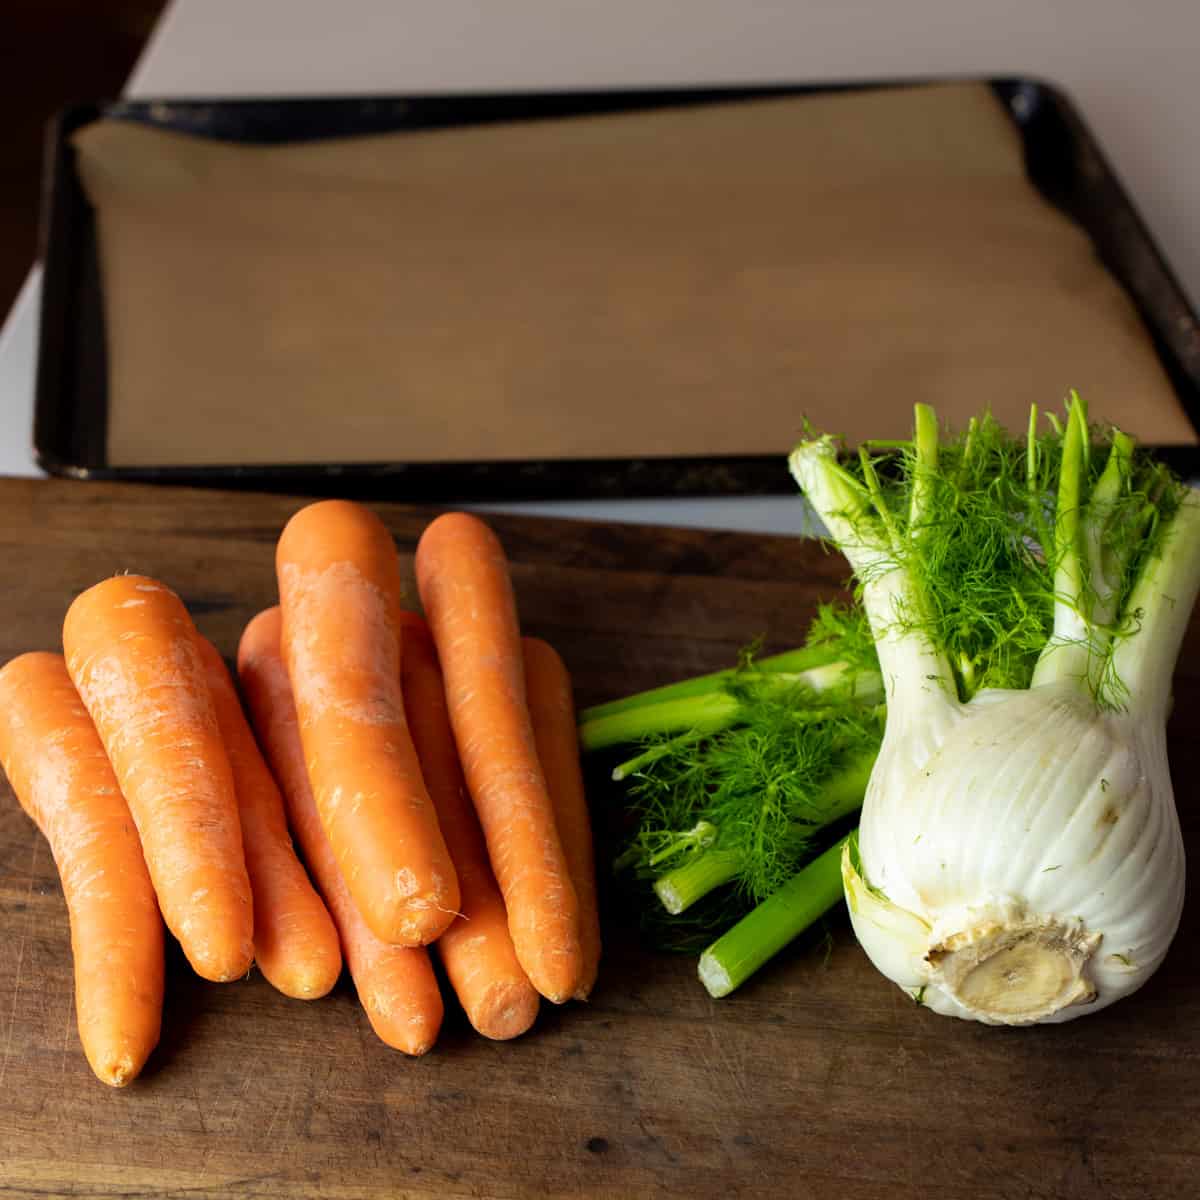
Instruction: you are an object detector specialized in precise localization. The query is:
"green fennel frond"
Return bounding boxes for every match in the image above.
[619,667,882,907]
[830,403,1184,703]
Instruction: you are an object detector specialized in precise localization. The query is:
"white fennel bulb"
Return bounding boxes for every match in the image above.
[790,398,1200,1025]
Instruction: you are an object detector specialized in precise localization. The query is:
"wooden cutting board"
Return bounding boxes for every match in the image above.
[1,478,1197,1200]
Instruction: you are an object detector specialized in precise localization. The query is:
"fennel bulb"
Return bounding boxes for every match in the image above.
[789,398,1200,1025]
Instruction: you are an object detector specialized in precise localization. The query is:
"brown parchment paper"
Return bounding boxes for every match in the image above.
[71,83,1196,469]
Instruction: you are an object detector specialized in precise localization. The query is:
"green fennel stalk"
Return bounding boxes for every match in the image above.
[699,837,848,998]
[579,643,845,727]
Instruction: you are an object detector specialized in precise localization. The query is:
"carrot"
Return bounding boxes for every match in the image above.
[63,575,253,983]
[414,512,582,1003]
[398,612,540,1040]
[521,636,603,1000]
[0,652,163,1087]
[237,608,443,1055]
[276,500,458,946]
[195,636,342,1000]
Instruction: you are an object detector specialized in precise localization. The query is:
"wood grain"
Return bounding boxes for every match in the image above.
[0,477,1197,1199]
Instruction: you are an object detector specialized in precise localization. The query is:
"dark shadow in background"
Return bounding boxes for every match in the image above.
[0,0,165,318]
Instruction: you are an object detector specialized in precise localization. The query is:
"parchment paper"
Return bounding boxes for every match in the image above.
[72,83,1196,468]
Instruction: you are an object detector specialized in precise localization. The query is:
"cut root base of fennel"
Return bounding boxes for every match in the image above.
[844,842,1105,1024]
[927,911,1102,1022]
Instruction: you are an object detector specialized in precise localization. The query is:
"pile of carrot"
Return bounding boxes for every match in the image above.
[0,503,600,1087]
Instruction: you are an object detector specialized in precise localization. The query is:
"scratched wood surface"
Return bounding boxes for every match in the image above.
[0,478,1198,1200]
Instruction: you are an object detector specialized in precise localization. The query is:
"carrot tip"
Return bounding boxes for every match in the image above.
[264,965,341,1001]
[388,905,459,948]
[95,1055,139,1088]
[571,964,600,1003]
[520,946,586,1006]
[367,1020,440,1057]
[187,948,255,984]
[470,981,540,1041]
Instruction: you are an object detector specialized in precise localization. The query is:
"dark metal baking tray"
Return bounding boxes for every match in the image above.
[34,79,1200,500]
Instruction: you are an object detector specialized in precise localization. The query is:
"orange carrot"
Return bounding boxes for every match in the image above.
[63,574,253,983]
[521,636,603,1001]
[237,608,443,1055]
[414,512,582,1003]
[276,500,458,946]
[0,652,163,1087]
[195,636,342,1000]
[398,612,539,1040]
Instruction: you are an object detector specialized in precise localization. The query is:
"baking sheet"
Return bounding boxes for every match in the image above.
[36,80,1200,497]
